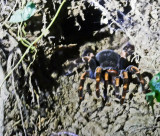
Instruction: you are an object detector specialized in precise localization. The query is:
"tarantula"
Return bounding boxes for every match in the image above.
[66,43,145,104]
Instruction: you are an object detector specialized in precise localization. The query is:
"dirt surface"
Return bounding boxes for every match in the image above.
[0,0,160,136]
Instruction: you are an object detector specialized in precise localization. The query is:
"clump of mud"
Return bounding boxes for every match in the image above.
[0,0,160,135]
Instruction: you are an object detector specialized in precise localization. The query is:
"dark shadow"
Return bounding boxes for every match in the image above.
[32,48,57,90]
[58,2,110,45]
[48,44,79,76]
[25,15,43,34]
[142,72,153,80]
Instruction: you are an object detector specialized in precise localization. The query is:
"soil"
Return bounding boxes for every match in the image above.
[0,0,160,136]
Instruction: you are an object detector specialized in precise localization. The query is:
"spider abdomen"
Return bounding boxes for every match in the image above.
[96,50,120,70]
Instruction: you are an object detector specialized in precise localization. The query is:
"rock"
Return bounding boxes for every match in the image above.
[105,130,125,136]
[81,122,106,136]
[89,111,98,120]
[99,116,108,129]
[63,115,73,128]
[151,10,158,20]
[124,115,154,133]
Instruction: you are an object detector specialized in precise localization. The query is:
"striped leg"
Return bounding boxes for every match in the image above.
[115,77,120,98]
[96,67,102,97]
[104,72,109,99]
[120,71,129,104]
[126,65,145,92]
[78,71,89,100]
[131,66,145,92]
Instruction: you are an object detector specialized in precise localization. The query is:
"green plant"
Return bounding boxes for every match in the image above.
[9,2,36,23]
[146,73,160,113]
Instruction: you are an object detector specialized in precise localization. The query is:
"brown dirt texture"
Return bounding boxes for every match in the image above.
[0,0,160,136]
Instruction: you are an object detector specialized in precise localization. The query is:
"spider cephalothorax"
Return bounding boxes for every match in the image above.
[67,43,145,104]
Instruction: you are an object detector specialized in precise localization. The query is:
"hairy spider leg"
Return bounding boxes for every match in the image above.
[132,66,145,92]
[107,69,119,98]
[115,77,120,98]
[127,65,145,92]
[104,72,109,99]
[78,71,89,100]
[120,71,129,104]
[96,67,102,97]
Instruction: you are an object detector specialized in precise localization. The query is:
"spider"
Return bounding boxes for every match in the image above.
[66,43,145,104]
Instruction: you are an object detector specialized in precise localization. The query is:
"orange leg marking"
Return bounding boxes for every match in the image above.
[105,72,109,80]
[115,77,120,87]
[104,72,109,99]
[78,72,88,100]
[96,67,102,97]
[131,66,145,92]
[115,77,120,97]
[120,71,129,104]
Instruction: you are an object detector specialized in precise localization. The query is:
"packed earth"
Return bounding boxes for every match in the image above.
[0,0,160,136]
